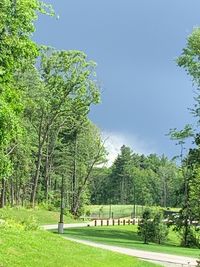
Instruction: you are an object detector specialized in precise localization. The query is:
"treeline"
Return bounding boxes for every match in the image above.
[90,146,183,208]
[0,1,106,216]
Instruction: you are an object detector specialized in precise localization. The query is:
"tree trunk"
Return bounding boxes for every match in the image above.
[0,178,6,208]
[30,144,43,207]
[10,177,14,207]
[15,181,20,206]
[72,142,104,216]
[71,132,77,213]
[44,141,49,202]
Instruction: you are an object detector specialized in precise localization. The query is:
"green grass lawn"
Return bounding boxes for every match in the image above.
[0,207,76,225]
[86,205,180,219]
[63,225,200,258]
[0,226,160,267]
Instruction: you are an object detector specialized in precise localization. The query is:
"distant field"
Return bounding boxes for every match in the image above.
[86,205,180,219]
[0,207,76,225]
[63,225,200,258]
[0,226,160,267]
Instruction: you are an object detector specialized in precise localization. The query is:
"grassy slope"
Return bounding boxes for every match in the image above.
[63,225,200,258]
[0,227,160,267]
[0,207,76,225]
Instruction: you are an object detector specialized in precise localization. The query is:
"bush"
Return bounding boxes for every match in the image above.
[138,209,169,244]
[138,209,154,244]
[180,227,200,248]
[153,211,168,244]
[21,216,39,231]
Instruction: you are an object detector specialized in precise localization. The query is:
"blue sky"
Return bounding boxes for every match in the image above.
[34,0,200,161]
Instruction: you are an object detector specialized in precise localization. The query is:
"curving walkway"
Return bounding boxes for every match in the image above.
[41,222,91,230]
[63,237,198,267]
[42,223,198,267]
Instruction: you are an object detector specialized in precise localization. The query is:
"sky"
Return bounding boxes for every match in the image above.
[34,0,200,162]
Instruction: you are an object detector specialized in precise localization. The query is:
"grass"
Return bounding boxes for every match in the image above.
[0,207,77,225]
[0,226,161,267]
[86,205,180,219]
[62,225,200,258]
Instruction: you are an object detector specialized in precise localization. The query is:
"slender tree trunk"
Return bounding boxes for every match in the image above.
[10,177,14,207]
[30,144,43,207]
[120,178,125,204]
[59,175,65,223]
[15,176,20,206]
[21,185,25,207]
[71,132,77,213]
[0,178,6,208]
[44,140,49,202]
[183,170,190,247]
[72,143,104,216]
[162,176,167,207]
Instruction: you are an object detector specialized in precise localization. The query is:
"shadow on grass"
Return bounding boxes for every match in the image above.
[52,226,200,258]
[65,227,140,241]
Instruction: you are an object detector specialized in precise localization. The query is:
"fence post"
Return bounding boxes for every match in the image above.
[101,220,103,226]
[118,219,120,225]
[94,220,97,226]
[123,219,125,225]
[112,219,115,226]
[107,220,109,226]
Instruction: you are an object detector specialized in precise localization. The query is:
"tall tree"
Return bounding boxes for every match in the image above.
[0,0,52,208]
[25,49,100,206]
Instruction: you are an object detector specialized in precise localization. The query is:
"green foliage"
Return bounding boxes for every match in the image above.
[138,210,169,245]
[90,146,182,208]
[177,28,200,88]
[0,0,53,82]
[0,0,52,181]
[153,211,168,244]
[138,209,154,244]
[168,29,200,248]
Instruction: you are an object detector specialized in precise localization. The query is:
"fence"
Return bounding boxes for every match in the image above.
[91,218,139,227]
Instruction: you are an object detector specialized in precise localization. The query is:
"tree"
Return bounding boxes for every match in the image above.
[153,211,168,244]
[69,121,106,216]
[108,145,134,204]
[138,209,168,245]
[168,28,200,247]
[0,0,51,83]
[0,0,53,208]
[22,48,100,206]
[138,209,154,244]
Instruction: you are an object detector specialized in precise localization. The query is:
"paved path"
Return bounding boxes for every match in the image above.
[42,223,198,267]
[42,219,138,230]
[63,237,198,267]
[41,222,91,230]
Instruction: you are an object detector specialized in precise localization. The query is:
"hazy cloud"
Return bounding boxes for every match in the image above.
[102,131,156,166]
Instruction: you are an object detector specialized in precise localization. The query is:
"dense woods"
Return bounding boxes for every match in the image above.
[90,147,183,208]
[0,1,105,216]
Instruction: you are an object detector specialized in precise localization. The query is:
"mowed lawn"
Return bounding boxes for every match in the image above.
[63,225,200,258]
[0,227,161,267]
[0,207,76,225]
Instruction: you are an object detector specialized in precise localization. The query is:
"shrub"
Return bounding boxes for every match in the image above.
[153,211,169,244]
[138,209,154,244]
[138,209,169,244]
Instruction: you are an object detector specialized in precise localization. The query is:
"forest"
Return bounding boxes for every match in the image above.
[0,0,200,251]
